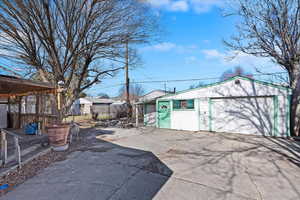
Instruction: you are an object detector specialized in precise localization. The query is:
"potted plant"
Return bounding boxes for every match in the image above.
[46,123,70,151]
[46,81,70,151]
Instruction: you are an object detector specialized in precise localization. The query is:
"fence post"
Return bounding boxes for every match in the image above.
[14,136,21,168]
[1,129,7,165]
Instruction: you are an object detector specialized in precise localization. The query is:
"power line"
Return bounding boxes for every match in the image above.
[95,72,288,90]
[130,72,287,84]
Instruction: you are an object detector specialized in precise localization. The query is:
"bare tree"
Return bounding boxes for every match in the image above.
[225,0,300,136]
[189,82,206,89]
[97,93,110,99]
[118,83,145,102]
[0,0,157,120]
[220,66,253,81]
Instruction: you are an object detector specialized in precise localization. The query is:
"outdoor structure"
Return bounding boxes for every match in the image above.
[156,76,292,137]
[0,75,57,129]
[0,74,57,166]
[70,97,126,118]
[135,90,173,127]
[71,98,93,115]
[89,98,115,117]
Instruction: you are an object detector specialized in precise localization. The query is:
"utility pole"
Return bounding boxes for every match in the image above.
[125,40,132,118]
[125,40,130,105]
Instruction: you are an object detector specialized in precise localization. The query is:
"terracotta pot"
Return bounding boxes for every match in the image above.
[46,124,70,149]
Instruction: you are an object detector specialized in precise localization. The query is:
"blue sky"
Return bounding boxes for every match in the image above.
[88,0,284,97]
[0,0,284,97]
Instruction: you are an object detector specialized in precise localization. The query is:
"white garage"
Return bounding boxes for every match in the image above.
[156,76,291,137]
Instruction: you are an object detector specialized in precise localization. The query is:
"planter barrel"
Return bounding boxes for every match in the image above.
[46,124,70,151]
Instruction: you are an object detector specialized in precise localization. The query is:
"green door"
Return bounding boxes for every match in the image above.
[158,101,171,129]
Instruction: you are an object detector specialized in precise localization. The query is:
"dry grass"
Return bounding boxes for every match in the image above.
[64,115,92,122]
[64,114,112,123]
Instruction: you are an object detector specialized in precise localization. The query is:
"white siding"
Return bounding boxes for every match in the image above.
[199,98,209,131]
[171,110,198,131]
[170,99,199,131]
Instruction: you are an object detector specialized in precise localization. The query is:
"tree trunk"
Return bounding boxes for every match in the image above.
[291,94,300,136]
[54,91,78,123]
[290,66,300,137]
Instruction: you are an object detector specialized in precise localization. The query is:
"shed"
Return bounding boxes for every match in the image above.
[88,98,114,116]
[156,76,292,137]
[135,90,173,127]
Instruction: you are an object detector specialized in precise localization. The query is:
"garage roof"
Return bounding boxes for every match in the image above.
[158,75,292,100]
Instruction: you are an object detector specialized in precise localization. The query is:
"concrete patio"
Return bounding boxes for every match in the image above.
[2,127,300,200]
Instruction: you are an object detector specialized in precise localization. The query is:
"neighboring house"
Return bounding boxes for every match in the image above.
[70,97,127,118]
[156,76,291,137]
[135,90,173,127]
[71,98,93,115]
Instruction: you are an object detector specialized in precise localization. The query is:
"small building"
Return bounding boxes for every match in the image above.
[88,98,115,117]
[156,76,291,137]
[0,74,57,129]
[71,98,93,115]
[70,97,127,118]
[71,98,113,116]
[135,90,173,127]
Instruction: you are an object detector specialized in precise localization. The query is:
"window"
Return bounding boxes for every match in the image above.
[173,99,194,110]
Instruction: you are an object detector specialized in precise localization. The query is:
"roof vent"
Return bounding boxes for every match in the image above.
[235,79,241,85]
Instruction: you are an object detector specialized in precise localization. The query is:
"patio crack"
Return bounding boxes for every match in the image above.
[245,168,264,200]
[172,176,257,200]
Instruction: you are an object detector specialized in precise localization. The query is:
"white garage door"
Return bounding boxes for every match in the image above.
[211,97,274,136]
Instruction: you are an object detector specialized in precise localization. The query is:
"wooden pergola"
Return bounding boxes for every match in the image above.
[0,75,56,97]
[0,75,57,129]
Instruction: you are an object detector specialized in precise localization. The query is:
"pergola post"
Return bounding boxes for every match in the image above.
[7,97,10,128]
[135,104,139,127]
[18,96,22,129]
[36,94,40,121]
[41,95,46,132]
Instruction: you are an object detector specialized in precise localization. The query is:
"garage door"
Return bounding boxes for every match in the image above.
[211,97,275,136]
